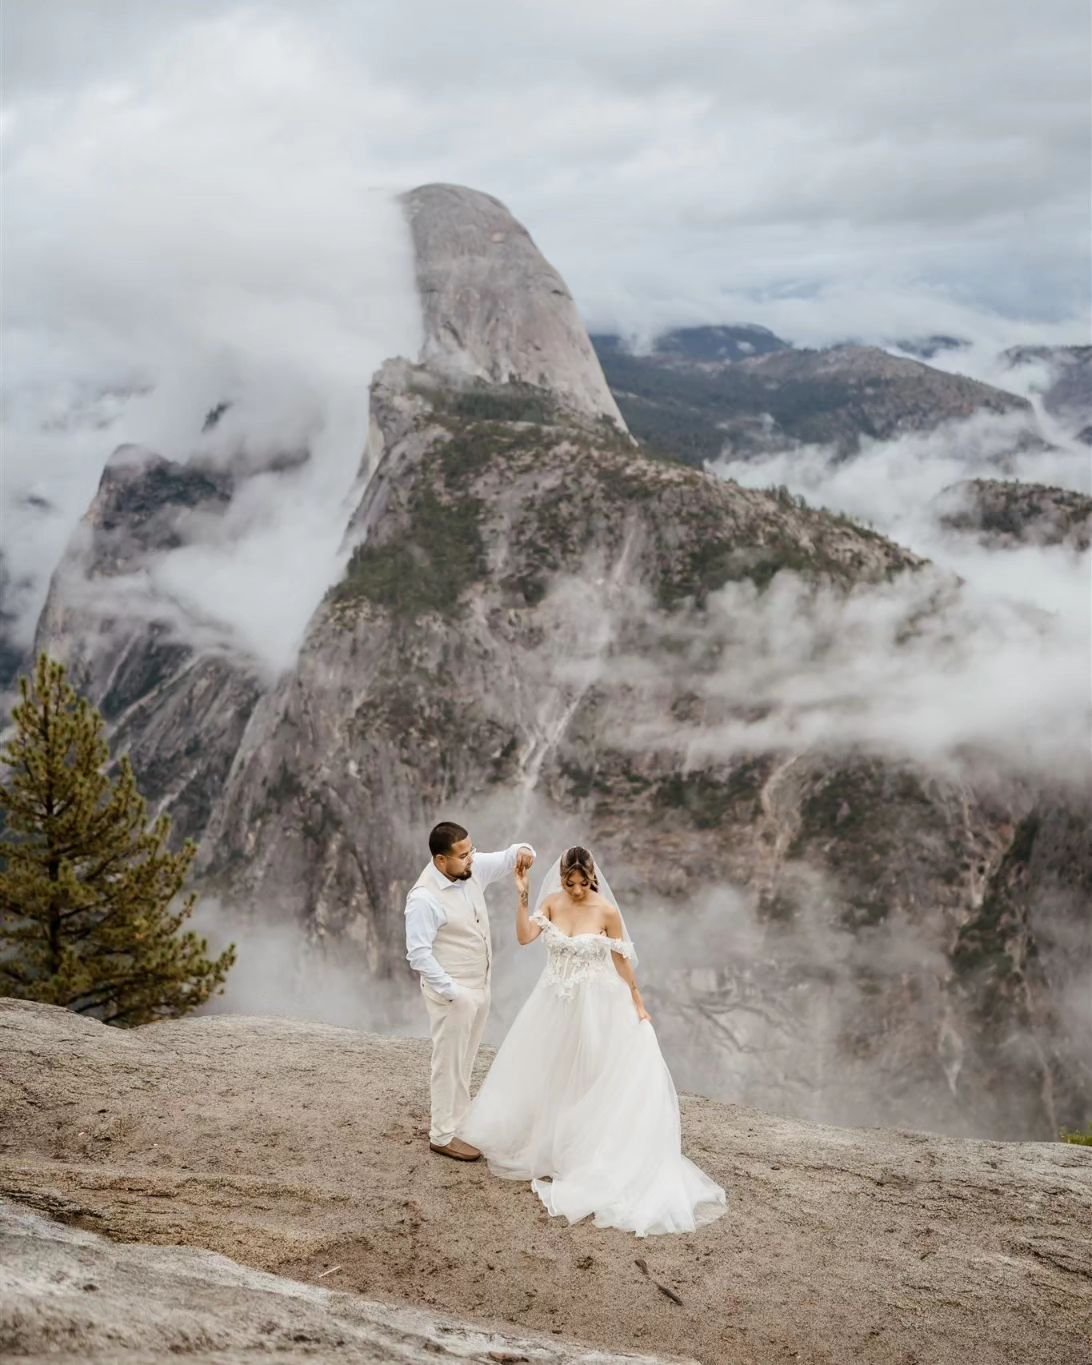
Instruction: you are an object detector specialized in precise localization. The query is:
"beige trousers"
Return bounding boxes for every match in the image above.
[422,982,491,1145]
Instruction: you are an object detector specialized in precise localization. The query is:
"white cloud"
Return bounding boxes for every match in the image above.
[2,10,422,672]
[5,1,1089,336]
[658,570,1088,784]
[699,413,1090,784]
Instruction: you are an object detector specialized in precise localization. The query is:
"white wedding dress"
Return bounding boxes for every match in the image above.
[457,904,729,1237]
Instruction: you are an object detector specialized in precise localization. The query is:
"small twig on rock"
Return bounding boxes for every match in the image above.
[315,1264,342,1279]
[634,1256,684,1306]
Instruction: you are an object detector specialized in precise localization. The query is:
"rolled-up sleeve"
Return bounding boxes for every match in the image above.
[472,841,537,890]
[405,890,457,999]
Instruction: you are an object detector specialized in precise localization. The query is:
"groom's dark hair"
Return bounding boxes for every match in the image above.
[429,821,469,856]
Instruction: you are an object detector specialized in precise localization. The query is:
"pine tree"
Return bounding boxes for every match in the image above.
[0,653,235,1025]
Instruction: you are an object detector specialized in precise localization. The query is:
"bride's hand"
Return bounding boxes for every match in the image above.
[515,864,530,896]
[637,1004,652,1024]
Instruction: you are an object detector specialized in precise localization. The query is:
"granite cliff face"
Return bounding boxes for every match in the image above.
[30,446,262,845]
[191,353,1088,1140]
[403,183,625,428]
[26,185,1092,1142]
[196,357,918,966]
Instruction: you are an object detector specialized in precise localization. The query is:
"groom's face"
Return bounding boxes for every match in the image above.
[436,836,474,881]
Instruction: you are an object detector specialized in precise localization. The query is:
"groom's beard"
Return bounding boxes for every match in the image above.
[455,869,473,880]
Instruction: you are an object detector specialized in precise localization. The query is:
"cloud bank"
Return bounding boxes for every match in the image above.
[2,10,422,672]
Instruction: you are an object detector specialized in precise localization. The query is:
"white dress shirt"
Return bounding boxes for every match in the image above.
[405,843,536,1000]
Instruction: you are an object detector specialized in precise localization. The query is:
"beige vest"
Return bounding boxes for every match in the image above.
[411,861,492,989]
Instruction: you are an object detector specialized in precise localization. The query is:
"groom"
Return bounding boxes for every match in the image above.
[404,821,535,1161]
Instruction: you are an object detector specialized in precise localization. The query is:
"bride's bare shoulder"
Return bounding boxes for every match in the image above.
[538,893,561,918]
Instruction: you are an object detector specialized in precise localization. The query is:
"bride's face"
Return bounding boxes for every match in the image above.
[563,871,590,901]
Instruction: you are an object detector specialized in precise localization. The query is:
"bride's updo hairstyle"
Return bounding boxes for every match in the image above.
[561,845,599,892]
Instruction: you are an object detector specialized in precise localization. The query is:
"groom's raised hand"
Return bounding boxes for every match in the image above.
[515,848,535,875]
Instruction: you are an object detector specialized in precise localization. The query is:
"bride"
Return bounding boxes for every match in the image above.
[457,845,728,1237]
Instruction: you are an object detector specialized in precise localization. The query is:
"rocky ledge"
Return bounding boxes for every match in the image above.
[1,1000,1089,1365]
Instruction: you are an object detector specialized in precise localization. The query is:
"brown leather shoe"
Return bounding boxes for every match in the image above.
[429,1137,482,1161]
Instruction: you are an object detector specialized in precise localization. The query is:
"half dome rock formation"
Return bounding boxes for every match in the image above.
[402,183,626,428]
[2,1000,1090,1365]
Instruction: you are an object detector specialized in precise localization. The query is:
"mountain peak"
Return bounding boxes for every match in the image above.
[401,183,625,427]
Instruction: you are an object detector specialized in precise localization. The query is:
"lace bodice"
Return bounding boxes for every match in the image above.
[530,910,638,1000]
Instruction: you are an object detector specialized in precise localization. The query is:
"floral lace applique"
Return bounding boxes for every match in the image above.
[530,910,639,997]
[608,937,638,963]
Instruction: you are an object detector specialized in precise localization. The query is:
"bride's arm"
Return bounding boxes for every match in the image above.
[514,865,544,945]
[604,906,651,1023]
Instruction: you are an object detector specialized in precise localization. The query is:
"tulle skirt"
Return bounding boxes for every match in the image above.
[458,965,728,1237]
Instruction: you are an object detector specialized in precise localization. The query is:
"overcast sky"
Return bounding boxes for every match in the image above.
[3,0,1090,344]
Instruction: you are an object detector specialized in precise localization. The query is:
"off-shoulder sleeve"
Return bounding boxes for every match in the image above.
[608,936,638,965]
[529,909,552,934]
